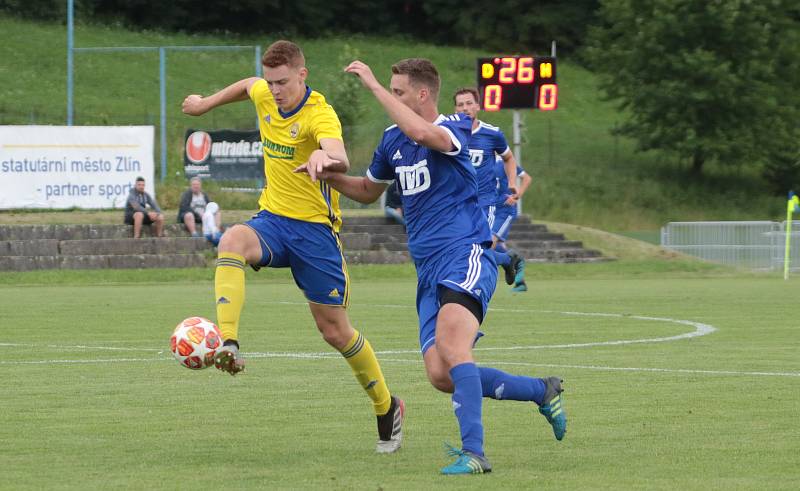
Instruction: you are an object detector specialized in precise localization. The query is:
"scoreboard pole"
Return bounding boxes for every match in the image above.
[511,41,556,215]
[513,110,523,215]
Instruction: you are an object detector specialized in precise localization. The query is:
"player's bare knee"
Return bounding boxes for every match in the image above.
[218,225,249,254]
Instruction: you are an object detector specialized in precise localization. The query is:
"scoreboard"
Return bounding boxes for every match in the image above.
[476,56,558,111]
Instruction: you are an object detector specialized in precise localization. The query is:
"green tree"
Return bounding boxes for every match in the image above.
[587,0,800,176]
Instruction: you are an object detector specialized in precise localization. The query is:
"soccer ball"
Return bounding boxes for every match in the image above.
[170,317,222,370]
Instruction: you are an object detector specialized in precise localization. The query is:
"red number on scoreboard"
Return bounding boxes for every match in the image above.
[484,85,502,111]
[539,84,558,110]
[498,57,516,84]
[517,57,534,83]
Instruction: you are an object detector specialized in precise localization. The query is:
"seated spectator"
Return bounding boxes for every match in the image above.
[178,177,223,241]
[124,176,164,238]
[383,181,405,226]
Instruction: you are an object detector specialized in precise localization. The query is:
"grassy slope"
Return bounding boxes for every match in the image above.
[0,16,785,230]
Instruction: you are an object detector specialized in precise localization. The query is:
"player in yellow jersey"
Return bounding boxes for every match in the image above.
[181,40,404,453]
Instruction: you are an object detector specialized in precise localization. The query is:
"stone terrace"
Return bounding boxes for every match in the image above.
[0,215,606,271]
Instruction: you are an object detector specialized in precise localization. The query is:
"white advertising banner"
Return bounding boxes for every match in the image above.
[0,125,155,209]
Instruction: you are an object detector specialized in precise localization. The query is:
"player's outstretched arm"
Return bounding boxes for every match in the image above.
[344,61,453,153]
[323,173,387,205]
[182,77,260,116]
[301,138,350,182]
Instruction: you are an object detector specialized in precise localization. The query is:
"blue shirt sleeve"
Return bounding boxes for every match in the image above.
[493,129,510,155]
[438,115,472,156]
[366,134,395,183]
[517,164,525,176]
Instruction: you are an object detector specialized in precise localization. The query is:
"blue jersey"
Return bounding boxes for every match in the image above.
[367,114,492,261]
[494,157,526,207]
[467,121,511,207]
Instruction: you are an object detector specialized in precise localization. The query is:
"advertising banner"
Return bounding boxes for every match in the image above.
[184,129,263,181]
[0,125,155,209]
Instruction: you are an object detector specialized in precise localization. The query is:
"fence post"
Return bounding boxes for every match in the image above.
[159,47,167,182]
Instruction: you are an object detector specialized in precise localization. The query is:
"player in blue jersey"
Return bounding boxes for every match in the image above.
[453,88,526,289]
[295,58,566,475]
[493,156,532,291]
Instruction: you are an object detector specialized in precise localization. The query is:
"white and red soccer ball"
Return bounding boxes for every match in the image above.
[170,317,222,369]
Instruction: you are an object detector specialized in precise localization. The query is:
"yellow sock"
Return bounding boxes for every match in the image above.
[215,252,246,342]
[340,330,392,416]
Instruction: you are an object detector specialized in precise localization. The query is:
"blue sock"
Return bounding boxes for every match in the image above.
[489,248,511,267]
[479,367,547,405]
[495,242,508,253]
[450,362,484,456]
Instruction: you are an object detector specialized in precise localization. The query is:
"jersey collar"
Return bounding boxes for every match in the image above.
[278,85,312,119]
[471,119,483,135]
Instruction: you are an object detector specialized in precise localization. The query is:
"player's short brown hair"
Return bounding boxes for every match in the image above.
[453,87,480,105]
[262,40,305,69]
[391,58,441,100]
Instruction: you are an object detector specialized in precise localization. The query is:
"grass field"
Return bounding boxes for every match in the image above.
[2,264,798,490]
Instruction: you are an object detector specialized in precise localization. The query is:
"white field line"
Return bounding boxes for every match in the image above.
[2,354,798,378]
[2,305,798,377]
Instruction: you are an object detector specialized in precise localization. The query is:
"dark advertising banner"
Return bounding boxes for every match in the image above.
[183,129,263,180]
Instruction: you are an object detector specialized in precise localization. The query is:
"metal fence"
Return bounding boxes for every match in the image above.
[660,221,800,271]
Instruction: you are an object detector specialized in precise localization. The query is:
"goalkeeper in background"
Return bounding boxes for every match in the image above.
[181,40,404,454]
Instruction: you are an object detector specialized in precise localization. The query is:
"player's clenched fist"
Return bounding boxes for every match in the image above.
[344,61,381,91]
[182,94,208,116]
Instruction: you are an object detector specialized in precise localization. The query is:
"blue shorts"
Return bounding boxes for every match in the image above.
[491,204,517,242]
[245,210,349,306]
[416,243,498,354]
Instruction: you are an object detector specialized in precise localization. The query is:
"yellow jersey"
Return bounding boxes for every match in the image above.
[249,79,344,231]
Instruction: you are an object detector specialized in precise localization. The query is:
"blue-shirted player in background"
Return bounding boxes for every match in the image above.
[493,156,532,291]
[296,58,566,475]
[453,88,526,289]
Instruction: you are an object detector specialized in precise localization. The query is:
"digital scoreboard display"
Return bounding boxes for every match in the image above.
[476,56,558,111]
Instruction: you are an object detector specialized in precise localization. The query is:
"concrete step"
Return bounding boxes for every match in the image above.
[344,250,410,264]
[373,242,409,252]
[517,248,604,260]
[524,256,614,264]
[0,224,190,241]
[59,237,211,256]
[341,224,407,235]
[507,232,566,241]
[508,240,583,250]
[0,239,60,256]
[338,233,371,250]
[369,233,409,245]
[342,216,403,226]
[502,223,548,233]
[0,253,207,271]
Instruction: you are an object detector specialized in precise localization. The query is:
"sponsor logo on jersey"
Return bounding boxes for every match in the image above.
[392,150,403,160]
[469,149,484,167]
[396,159,431,196]
[263,138,296,159]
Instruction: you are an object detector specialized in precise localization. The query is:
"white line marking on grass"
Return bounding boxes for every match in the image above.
[267,303,718,354]
[0,342,161,352]
[2,354,798,378]
[15,305,795,376]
